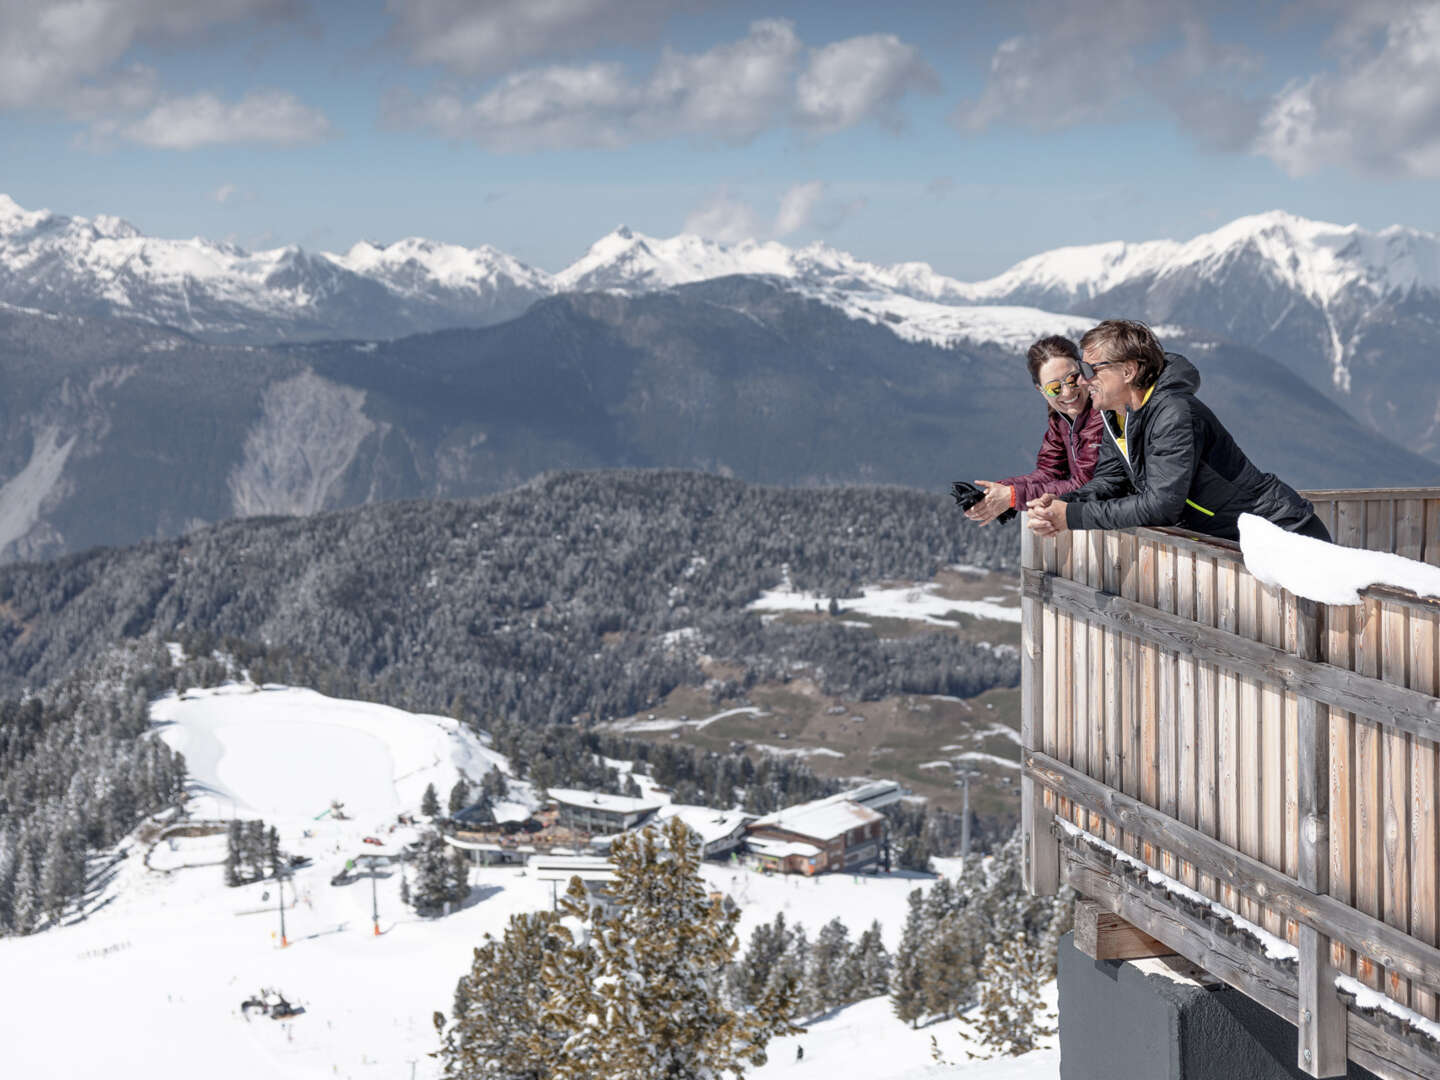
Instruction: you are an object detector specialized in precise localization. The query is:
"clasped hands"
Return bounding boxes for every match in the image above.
[1026,492,1070,536]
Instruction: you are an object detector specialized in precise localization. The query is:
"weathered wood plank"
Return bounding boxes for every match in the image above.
[1073,899,1176,961]
[1021,516,1058,895]
[1396,500,1424,562]
[1087,528,1106,837]
[1020,571,1440,745]
[1104,531,1123,848]
[1071,531,1090,829]
[1409,607,1439,1021]
[1238,571,1262,925]
[1218,558,1241,914]
[1424,500,1440,569]
[1120,531,1141,857]
[1139,537,1160,867]
[1177,547,1199,890]
[1196,554,1219,902]
[1158,542,1180,880]
[1261,582,1286,937]
[1028,751,1440,997]
[1381,600,1411,1006]
[1356,597,1383,991]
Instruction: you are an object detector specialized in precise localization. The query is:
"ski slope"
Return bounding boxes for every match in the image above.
[1,685,1057,1080]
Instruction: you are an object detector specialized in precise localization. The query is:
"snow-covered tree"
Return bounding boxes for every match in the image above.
[839,919,890,1002]
[421,782,441,818]
[806,917,851,1015]
[538,816,801,1079]
[960,932,1056,1058]
[410,831,466,916]
[890,888,926,1027]
[434,911,564,1080]
[448,778,471,816]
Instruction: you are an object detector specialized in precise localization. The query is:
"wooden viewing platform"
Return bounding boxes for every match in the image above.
[1020,488,1440,1080]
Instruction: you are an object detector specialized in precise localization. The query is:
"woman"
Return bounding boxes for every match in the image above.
[1027,320,1331,542]
[965,336,1104,525]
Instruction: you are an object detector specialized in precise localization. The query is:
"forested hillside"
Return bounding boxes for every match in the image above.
[0,471,1018,714]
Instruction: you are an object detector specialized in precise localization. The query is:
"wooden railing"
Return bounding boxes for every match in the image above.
[1020,492,1440,1080]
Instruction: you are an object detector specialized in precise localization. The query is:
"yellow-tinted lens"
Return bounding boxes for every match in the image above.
[1041,372,1080,398]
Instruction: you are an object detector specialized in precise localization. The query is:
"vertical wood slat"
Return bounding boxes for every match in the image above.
[1381,600,1411,1007]
[1103,532,1123,848]
[1195,555,1219,902]
[1411,606,1440,1021]
[1284,594,1301,942]
[1055,532,1074,830]
[1021,516,1058,895]
[1328,499,1364,976]
[1137,537,1159,867]
[1086,529,1106,838]
[1294,597,1348,1078]
[1260,582,1286,937]
[1157,543,1179,879]
[1176,548,1199,890]
[1237,568,1262,926]
[1424,500,1440,568]
[1411,610,1434,1025]
[1216,558,1240,913]
[1354,597,1383,991]
[1071,531,1090,829]
[1119,532,1141,858]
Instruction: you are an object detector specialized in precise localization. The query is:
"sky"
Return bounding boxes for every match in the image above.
[2,0,1439,279]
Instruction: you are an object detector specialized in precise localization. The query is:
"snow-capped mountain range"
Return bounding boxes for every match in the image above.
[6,192,1440,453]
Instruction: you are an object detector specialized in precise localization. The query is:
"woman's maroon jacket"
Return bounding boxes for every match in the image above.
[999,403,1105,511]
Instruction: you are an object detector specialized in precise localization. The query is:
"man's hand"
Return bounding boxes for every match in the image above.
[963,480,1014,525]
[1028,498,1070,536]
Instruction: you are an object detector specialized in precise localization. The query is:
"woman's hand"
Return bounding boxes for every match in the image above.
[1028,497,1070,536]
[964,480,1014,525]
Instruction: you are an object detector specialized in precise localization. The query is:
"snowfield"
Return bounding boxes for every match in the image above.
[1,685,1056,1079]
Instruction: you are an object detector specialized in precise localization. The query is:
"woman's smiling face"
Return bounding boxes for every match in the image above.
[1037,354,1088,418]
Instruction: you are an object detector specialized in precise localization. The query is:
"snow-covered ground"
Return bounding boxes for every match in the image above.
[748,582,1021,625]
[3,685,1056,1079]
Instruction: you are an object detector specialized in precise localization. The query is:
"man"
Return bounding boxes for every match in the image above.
[1027,320,1330,543]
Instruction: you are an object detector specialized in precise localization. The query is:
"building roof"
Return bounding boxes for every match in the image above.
[746,836,821,859]
[655,804,751,846]
[547,788,664,815]
[749,794,885,842]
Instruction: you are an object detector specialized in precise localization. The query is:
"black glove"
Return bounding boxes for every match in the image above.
[950,480,1016,524]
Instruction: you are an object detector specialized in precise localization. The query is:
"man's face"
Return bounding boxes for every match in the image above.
[1079,349,1132,411]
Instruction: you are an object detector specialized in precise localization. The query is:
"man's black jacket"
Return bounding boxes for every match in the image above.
[1064,354,1314,541]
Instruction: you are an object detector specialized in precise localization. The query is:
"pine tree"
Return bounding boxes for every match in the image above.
[449,778,471,816]
[12,847,39,935]
[224,820,243,887]
[960,932,1056,1058]
[411,831,454,916]
[891,888,926,1027]
[422,782,441,818]
[434,911,564,1080]
[841,919,891,1002]
[806,917,851,1015]
[538,816,802,1079]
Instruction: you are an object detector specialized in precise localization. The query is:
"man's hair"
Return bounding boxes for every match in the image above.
[1080,320,1167,389]
[1025,335,1082,384]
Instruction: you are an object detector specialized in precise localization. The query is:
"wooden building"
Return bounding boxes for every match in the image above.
[746,792,889,874]
[1020,489,1440,1080]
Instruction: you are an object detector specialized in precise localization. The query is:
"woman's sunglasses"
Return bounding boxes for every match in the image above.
[1039,371,1081,398]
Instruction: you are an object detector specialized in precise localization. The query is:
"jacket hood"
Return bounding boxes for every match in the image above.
[1153,352,1201,396]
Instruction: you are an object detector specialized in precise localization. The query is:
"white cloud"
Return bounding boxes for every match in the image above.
[951,1,1261,145]
[387,19,934,151]
[213,183,238,203]
[795,33,938,133]
[1255,1,1440,177]
[683,189,764,243]
[384,0,698,79]
[774,180,825,235]
[684,181,863,243]
[0,0,299,111]
[120,90,332,149]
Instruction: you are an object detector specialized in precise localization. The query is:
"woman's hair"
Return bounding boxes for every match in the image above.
[1025,335,1082,384]
[1079,320,1167,389]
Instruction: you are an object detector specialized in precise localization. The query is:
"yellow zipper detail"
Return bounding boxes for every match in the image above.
[1185,498,1215,517]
